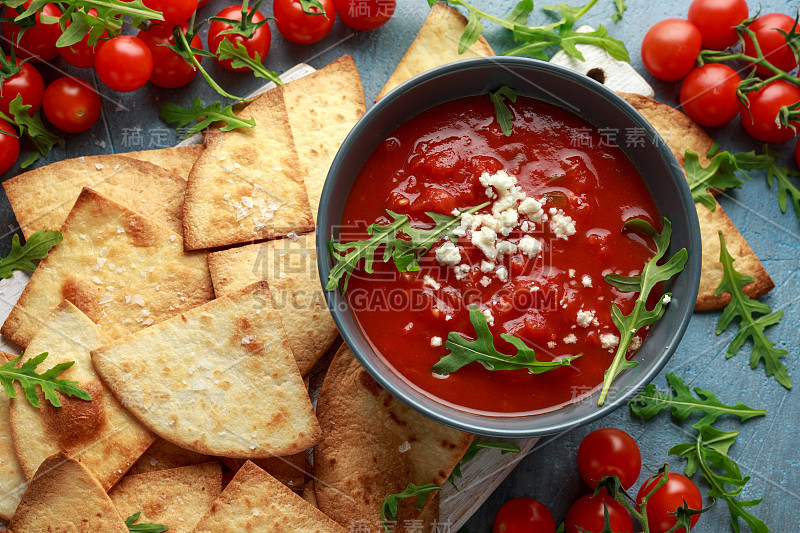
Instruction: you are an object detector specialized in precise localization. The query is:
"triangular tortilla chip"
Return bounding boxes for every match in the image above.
[207,233,337,375]
[128,438,214,475]
[313,345,474,531]
[619,93,774,310]
[0,351,26,521]
[3,154,187,238]
[182,86,314,250]
[376,3,494,100]
[1,188,214,348]
[109,462,222,533]
[123,145,204,178]
[220,452,306,492]
[194,461,346,533]
[282,55,366,217]
[8,301,154,490]
[91,281,321,458]
[7,452,128,532]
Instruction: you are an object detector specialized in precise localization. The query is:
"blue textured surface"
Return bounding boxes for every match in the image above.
[1,1,797,531]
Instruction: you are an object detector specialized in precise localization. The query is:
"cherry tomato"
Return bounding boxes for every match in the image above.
[493,497,556,533]
[680,64,742,126]
[743,13,799,76]
[2,2,62,62]
[208,4,271,72]
[0,57,44,116]
[333,0,395,31]
[577,428,641,490]
[637,472,702,533]
[0,119,20,175]
[59,9,107,69]
[740,80,800,143]
[687,0,749,50]
[273,0,335,45]
[565,491,633,533]
[42,76,101,134]
[138,24,200,89]
[94,35,154,92]
[641,19,702,82]
[143,0,198,26]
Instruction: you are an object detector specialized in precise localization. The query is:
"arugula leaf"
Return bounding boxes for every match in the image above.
[506,0,534,25]
[124,512,168,533]
[0,229,62,279]
[326,203,488,291]
[299,0,328,17]
[611,0,627,22]
[380,483,440,532]
[715,231,791,388]
[160,97,255,137]
[682,146,770,212]
[0,352,91,408]
[448,440,520,488]
[630,372,766,428]
[489,86,517,137]
[670,425,768,533]
[432,306,581,375]
[215,39,283,86]
[600,218,687,406]
[0,94,60,168]
[761,144,800,223]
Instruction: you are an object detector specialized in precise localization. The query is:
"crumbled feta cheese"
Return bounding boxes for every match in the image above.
[547,341,557,349]
[629,336,643,351]
[518,235,542,257]
[430,336,443,347]
[454,264,471,280]
[563,334,577,344]
[576,309,597,327]
[481,260,495,273]
[600,333,620,350]
[483,308,495,326]
[472,226,498,260]
[496,266,508,282]
[423,275,441,290]
[549,208,576,239]
[568,269,576,278]
[582,275,593,288]
[518,197,544,222]
[480,276,492,287]
[435,241,462,266]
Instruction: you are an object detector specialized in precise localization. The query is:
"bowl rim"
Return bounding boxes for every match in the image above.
[317,56,702,437]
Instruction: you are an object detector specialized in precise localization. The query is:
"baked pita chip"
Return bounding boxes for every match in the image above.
[91,281,321,458]
[128,438,214,475]
[9,301,154,490]
[619,93,774,310]
[7,452,128,532]
[376,3,494,100]
[1,188,214,348]
[3,154,187,238]
[314,345,474,531]
[109,462,222,533]
[194,461,346,533]
[124,145,204,178]
[283,55,366,217]
[0,351,26,521]
[220,451,306,492]
[182,86,314,250]
[208,233,337,375]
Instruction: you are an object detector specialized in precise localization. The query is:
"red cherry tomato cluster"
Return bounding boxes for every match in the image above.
[641,0,800,148]
[492,428,704,533]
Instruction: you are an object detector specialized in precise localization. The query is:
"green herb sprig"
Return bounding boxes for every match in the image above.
[0,353,91,408]
[125,512,168,532]
[380,483,440,532]
[630,372,766,428]
[432,306,581,375]
[299,0,328,17]
[489,86,517,137]
[600,218,688,406]
[670,425,768,533]
[448,440,520,488]
[215,40,283,85]
[0,229,62,278]
[715,232,791,388]
[0,94,60,168]
[325,203,489,292]
[611,0,627,22]
[160,98,256,138]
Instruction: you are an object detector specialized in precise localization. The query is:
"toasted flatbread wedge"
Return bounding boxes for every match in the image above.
[208,233,336,375]
[0,351,26,521]
[91,281,321,459]
[109,462,222,533]
[124,145,204,178]
[7,453,128,532]
[182,86,314,250]
[619,93,774,310]
[3,154,187,238]
[8,301,154,490]
[220,452,306,492]
[128,438,214,475]
[283,55,366,217]
[314,345,474,531]
[376,3,494,100]
[194,461,346,533]
[1,189,214,348]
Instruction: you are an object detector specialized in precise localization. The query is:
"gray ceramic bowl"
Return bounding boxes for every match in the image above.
[317,57,701,437]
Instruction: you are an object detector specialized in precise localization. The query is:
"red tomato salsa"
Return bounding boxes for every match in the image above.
[338,94,660,414]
